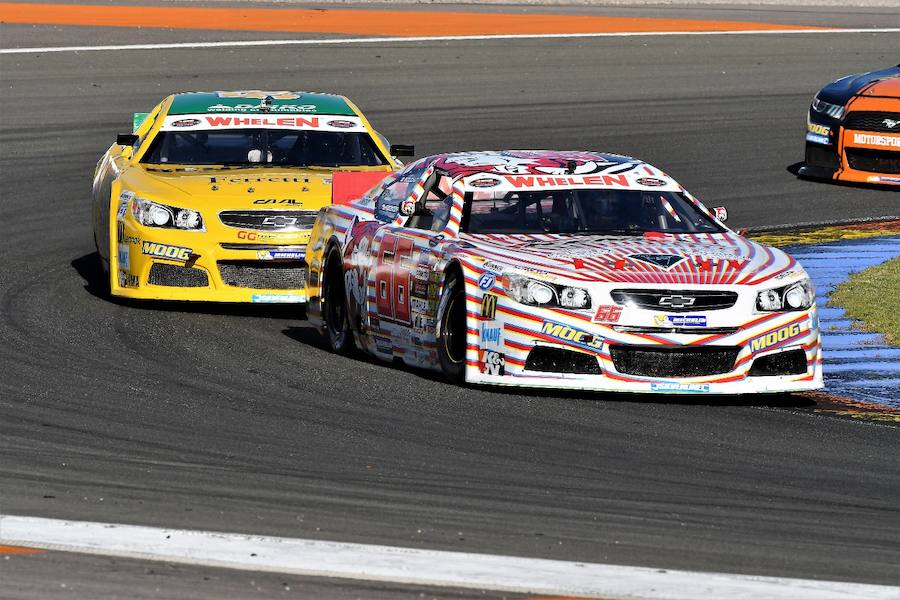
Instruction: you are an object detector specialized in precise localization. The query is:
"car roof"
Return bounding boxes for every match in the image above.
[166,91,357,116]
[432,150,650,177]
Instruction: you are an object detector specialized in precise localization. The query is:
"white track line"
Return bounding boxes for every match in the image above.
[2,28,900,54]
[1,515,897,599]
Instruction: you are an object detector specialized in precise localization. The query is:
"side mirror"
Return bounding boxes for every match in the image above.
[390,144,415,157]
[712,206,728,222]
[117,133,139,146]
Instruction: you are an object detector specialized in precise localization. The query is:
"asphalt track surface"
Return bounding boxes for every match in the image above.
[1,5,900,598]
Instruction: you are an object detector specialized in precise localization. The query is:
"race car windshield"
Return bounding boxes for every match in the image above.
[141,129,387,167]
[463,189,725,235]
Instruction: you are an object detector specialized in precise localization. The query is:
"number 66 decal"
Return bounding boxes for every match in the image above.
[375,232,416,324]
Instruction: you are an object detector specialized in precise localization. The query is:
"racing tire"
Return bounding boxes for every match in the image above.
[321,248,356,355]
[436,274,467,384]
[93,232,111,297]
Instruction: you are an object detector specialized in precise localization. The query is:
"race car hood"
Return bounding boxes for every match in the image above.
[858,76,900,99]
[119,165,336,211]
[458,232,796,287]
[817,65,900,105]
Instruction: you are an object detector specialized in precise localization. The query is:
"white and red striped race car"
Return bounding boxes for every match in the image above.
[306,150,822,395]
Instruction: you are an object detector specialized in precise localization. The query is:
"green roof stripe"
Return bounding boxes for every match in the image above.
[167,92,356,116]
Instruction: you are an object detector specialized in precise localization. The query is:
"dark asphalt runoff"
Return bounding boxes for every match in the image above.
[1,8,900,598]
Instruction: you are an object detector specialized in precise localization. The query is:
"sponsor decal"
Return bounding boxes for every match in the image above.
[469,177,501,188]
[773,269,801,281]
[410,297,430,313]
[630,254,685,270]
[541,320,603,352]
[750,322,805,353]
[116,191,134,220]
[117,222,140,245]
[593,305,622,323]
[713,206,728,222]
[654,314,707,327]
[237,230,279,241]
[161,114,364,131]
[852,132,900,148]
[375,200,400,222]
[503,174,630,188]
[527,244,614,260]
[413,266,430,281]
[807,123,830,136]
[411,314,436,333]
[806,132,830,145]
[141,242,192,262]
[225,176,305,183]
[650,382,710,393]
[256,250,305,260]
[478,272,497,291]
[400,199,416,216]
[251,293,305,303]
[481,350,505,376]
[217,91,303,100]
[207,116,318,127]
[479,320,504,352]
[867,175,900,184]
[481,293,498,319]
[118,270,139,288]
[482,261,506,274]
[636,177,666,187]
[208,103,318,113]
[117,244,130,269]
[374,335,393,354]
[253,198,303,205]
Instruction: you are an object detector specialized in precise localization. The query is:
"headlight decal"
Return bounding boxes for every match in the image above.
[132,198,204,231]
[756,279,815,312]
[506,273,591,309]
[811,95,845,120]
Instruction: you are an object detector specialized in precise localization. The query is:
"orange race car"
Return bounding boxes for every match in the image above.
[799,64,900,186]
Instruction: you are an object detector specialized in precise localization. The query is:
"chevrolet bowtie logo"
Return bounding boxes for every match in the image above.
[883,118,900,129]
[262,215,298,228]
[659,295,696,308]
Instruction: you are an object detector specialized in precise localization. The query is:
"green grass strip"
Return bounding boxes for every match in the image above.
[828,257,900,346]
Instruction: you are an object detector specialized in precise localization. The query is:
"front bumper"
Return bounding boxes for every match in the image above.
[800,102,900,186]
[110,218,310,303]
[464,291,823,395]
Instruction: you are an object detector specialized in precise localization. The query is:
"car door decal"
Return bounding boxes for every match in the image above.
[375,232,416,324]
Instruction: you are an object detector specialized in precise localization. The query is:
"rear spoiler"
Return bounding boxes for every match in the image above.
[331,172,392,206]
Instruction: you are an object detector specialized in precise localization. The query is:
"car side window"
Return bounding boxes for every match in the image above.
[374,178,416,222]
[406,175,454,232]
[373,158,434,222]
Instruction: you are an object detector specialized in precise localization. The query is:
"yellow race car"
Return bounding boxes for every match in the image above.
[91,90,409,303]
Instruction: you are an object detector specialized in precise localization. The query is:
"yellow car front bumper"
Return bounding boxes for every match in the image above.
[110,219,311,303]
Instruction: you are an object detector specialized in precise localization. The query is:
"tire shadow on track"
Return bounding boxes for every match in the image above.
[71,252,306,319]
[282,323,816,409]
